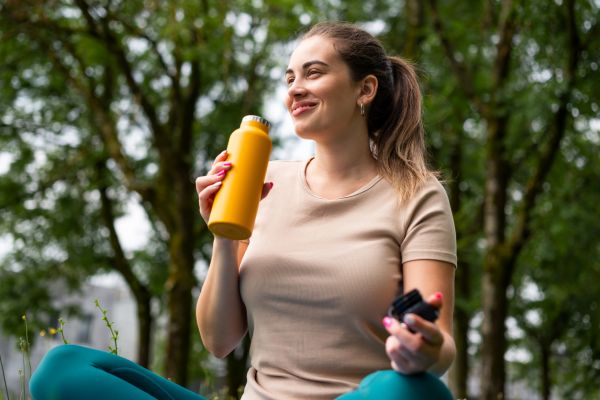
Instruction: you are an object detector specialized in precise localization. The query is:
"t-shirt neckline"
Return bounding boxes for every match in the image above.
[299,157,383,201]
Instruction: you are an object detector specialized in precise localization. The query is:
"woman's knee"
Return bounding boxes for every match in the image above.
[30,345,91,398]
[337,370,453,400]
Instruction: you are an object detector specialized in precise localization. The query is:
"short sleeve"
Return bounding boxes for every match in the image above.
[400,179,457,267]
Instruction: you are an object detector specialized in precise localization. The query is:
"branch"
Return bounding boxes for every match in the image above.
[427,0,486,115]
[106,10,175,80]
[73,0,167,150]
[491,0,518,90]
[96,160,152,305]
[180,48,202,155]
[507,0,581,258]
[44,39,156,204]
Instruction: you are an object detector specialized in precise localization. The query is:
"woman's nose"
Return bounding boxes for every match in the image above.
[287,80,307,98]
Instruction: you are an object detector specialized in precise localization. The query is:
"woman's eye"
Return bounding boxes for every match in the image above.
[307,69,321,77]
[286,76,295,86]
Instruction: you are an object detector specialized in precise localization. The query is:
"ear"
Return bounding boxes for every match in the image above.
[357,74,378,106]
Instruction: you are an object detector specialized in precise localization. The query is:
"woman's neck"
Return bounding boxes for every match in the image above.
[305,136,378,199]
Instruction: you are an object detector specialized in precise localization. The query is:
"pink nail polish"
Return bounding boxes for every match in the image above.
[382,316,393,328]
[223,162,232,167]
[435,292,443,300]
[268,182,274,189]
[217,170,226,177]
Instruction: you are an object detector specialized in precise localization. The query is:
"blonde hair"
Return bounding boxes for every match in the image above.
[303,22,436,203]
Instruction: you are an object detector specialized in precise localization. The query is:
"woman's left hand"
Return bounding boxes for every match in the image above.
[382,292,444,374]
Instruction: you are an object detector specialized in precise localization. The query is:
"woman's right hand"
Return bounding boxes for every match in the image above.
[195,150,232,224]
[195,150,274,225]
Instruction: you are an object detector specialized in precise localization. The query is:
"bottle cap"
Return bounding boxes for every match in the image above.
[242,115,272,131]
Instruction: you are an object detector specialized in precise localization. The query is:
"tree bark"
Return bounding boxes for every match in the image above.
[163,155,198,384]
[97,162,154,367]
[226,335,251,399]
[447,122,470,398]
[403,0,425,60]
[540,340,551,400]
[480,252,509,400]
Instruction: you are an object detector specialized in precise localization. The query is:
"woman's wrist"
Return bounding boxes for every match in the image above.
[428,331,456,376]
[213,236,238,247]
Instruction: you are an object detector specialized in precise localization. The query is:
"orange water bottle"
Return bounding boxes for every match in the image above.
[208,115,272,240]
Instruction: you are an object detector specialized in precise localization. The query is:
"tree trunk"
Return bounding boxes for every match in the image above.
[97,166,155,368]
[165,273,192,384]
[226,335,251,399]
[540,340,551,400]
[403,0,425,59]
[163,232,195,385]
[135,288,153,367]
[480,113,510,400]
[447,125,470,398]
[449,302,470,397]
[480,256,508,400]
[164,162,197,385]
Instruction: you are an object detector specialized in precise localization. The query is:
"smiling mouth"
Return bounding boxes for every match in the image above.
[291,101,318,117]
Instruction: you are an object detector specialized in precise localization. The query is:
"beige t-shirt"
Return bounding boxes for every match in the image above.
[239,159,456,400]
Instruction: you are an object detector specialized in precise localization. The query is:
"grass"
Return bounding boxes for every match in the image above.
[0,301,116,400]
[0,304,239,400]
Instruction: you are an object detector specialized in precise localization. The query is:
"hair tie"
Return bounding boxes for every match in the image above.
[386,59,394,84]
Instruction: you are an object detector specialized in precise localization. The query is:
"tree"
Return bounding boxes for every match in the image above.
[424,0,598,397]
[0,0,298,387]
[510,131,600,399]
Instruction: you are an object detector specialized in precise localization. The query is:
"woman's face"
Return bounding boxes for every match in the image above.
[284,36,362,141]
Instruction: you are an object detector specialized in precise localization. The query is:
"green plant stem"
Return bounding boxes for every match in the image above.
[22,317,31,380]
[18,369,24,400]
[17,339,28,400]
[0,351,10,400]
[58,318,68,345]
[94,299,119,355]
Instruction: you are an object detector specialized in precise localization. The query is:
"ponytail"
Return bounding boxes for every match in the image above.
[369,57,435,204]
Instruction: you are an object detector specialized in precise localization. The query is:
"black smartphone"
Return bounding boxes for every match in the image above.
[388,289,439,324]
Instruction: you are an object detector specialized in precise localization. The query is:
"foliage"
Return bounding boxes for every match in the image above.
[0,0,599,397]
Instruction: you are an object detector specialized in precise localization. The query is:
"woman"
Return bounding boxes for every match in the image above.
[196,22,456,399]
[30,22,455,400]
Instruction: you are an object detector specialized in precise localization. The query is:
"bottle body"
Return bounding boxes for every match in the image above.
[208,116,272,240]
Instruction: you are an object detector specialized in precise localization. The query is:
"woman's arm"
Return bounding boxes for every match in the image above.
[383,259,456,376]
[193,150,253,358]
[196,239,249,358]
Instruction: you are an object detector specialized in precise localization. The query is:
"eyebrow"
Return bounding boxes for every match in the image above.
[285,60,329,76]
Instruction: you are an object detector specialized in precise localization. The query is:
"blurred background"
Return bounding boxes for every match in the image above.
[0,0,598,399]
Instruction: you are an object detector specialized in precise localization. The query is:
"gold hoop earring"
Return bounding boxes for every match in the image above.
[360,103,365,117]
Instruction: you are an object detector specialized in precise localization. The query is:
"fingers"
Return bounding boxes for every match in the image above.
[261,182,274,199]
[212,150,228,166]
[195,151,231,222]
[196,177,223,222]
[426,291,443,310]
[413,291,443,344]
[195,150,274,222]
[403,313,444,345]
[382,312,444,374]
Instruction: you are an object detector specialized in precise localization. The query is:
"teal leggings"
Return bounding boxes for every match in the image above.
[30,345,453,399]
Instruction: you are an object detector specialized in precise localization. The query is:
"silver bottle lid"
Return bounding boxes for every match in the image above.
[242,115,272,130]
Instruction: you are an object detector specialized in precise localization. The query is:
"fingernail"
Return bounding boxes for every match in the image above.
[435,292,443,300]
[217,170,226,177]
[223,162,232,167]
[382,316,393,328]
[268,182,274,189]
[403,314,415,325]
